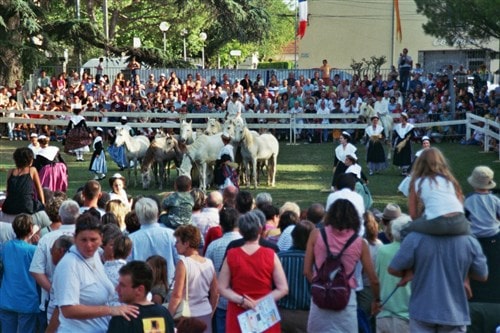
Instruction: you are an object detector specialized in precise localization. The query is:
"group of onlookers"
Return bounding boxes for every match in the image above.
[0,137,498,332]
[1,58,498,148]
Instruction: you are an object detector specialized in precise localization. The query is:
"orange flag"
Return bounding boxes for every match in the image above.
[394,0,402,42]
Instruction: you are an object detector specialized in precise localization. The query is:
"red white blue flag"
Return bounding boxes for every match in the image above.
[297,0,308,39]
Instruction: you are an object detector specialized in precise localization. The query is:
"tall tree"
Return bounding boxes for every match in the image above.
[0,0,43,86]
[414,0,500,47]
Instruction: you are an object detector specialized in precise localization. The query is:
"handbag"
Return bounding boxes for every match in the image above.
[174,260,191,320]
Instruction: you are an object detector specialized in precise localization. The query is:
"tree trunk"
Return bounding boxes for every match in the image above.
[0,1,23,87]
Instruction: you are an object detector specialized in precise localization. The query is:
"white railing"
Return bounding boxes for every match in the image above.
[1,110,498,160]
[466,113,500,161]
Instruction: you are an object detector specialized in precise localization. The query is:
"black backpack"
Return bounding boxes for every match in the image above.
[311,228,358,311]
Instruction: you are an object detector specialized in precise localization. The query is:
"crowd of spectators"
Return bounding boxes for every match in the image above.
[0,60,498,144]
[0,157,497,332]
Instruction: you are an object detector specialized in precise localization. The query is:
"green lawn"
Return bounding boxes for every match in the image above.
[0,138,498,213]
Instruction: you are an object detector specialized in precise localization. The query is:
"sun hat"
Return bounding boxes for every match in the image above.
[467,166,496,190]
[379,203,402,221]
[109,173,126,188]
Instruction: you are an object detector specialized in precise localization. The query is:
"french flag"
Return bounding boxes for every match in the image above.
[297,0,308,39]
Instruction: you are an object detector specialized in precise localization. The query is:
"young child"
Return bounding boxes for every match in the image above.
[161,175,194,230]
[2,147,45,215]
[464,166,500,239]
[108,173,130,207]
[89,127,107,181]
[104,235,132,305]
[146,255,170,305]
[402,147,470,238]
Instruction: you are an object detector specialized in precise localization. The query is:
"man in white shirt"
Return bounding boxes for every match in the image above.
[226,92,243,119]
[30,200,80,323]
[193,191,224,238]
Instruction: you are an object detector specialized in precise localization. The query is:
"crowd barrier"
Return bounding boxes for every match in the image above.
[0,110,498,160]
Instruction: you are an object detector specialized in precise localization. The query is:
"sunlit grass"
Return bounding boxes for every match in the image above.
[0,138,498,213]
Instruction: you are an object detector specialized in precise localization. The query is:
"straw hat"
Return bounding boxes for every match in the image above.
[379,203,402,221]
[467,166,496,190]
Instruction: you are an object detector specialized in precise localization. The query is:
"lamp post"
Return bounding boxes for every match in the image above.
[159,21,170,52]
[199,32,207,69]
[181,29,188,61]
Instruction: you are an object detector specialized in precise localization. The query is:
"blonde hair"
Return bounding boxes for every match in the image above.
[410,147,463,200]
[105,199,130,229]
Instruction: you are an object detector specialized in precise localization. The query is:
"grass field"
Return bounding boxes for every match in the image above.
[0,138,498,213]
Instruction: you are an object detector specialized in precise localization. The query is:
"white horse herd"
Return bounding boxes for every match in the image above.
[114,116,280,191]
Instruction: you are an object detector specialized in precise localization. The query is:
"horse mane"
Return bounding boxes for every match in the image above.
[241,127,253,146]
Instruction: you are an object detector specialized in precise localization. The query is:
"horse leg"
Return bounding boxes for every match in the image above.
[200,163,207,191]
[159,161,166,190]
[252,158,258,189]
[271,155,277,187]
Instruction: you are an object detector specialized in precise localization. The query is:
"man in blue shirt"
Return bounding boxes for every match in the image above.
[389,232,488,332]
[128,198,178,285]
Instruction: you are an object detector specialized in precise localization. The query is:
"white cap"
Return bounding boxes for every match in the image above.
[96,127,103,132]
[30,133,38,138]
[121,116,127,120]
[38,135,47,140]
[160,73,166,77]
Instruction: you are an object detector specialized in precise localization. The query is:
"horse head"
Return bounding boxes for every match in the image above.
[231,122,247,143]
[114,127,128,147]
[141,168,152,189]
[179,119,193,143]
[204,118,222,135]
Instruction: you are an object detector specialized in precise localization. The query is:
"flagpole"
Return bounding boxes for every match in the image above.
[295,0,298,70]
[391,0,395,69]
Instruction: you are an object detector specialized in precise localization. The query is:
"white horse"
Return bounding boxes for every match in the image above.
[204,118,222,135]
[177,133,225,191]
[233,126,279,189]
[179,119,197,144]
[141,135,182,190]
[114,127,150,186]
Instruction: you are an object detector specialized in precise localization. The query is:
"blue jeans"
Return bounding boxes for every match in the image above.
[214,307,227,333]
[0,309,38,333]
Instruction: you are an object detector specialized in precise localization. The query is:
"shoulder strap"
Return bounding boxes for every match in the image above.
[321,228,358,258]
[338,233,359,258]
[319,228,333,257]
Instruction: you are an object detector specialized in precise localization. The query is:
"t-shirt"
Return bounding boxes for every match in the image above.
[161,192,194,228]
[389,233,488,326]
[107,303,175,333]
[415,176,463,219]
[464,192,500,238]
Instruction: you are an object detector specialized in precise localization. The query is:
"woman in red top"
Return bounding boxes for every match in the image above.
[218,210,288,333]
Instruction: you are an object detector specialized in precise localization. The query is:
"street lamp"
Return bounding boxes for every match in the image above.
[199,32,207,69]
[181,29,188,61]
[159,21,170,52]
